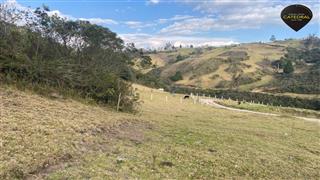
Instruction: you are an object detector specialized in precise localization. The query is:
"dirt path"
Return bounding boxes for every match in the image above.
[199,99,320,124]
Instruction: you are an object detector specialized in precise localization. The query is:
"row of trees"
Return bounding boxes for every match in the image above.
[171,86,320,110]
[163,42,194,51]
[0,4,139,111]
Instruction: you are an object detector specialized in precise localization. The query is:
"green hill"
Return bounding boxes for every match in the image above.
[141,37,320,95]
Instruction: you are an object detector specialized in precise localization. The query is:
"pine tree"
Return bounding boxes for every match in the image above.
[270,35,276,42]
[283,60,294,74]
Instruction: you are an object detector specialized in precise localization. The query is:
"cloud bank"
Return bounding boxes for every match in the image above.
[120,33,238,49]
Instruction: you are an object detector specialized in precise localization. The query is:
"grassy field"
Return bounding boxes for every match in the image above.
[1,85,320,179]
[214,98,320,119]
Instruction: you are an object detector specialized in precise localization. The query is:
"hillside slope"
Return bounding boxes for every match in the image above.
[144,38,319,94]
[1,85,320,179]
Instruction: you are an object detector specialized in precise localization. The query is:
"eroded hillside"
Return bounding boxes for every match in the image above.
[142,39,319,94]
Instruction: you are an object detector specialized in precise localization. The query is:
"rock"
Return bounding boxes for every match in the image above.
[49,92,63,99]
[160,161,174,167]
[208,148,217,153]
[116,157,125,164]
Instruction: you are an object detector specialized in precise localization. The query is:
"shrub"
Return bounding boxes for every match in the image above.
[0,8,138,111]
[140,56,152,68]
[170,71,183,81]
[176,54,188,62]
[283,60,294,74]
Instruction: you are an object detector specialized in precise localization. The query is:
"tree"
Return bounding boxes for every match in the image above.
[0,1,25,36]
[176,54,187,62]
[140,56,152,68]
[283,60,294,74]
[170,71,183,81]
[270,35,276,42]
[195,48,202,55]
[303,34,320,49]
[164,42,173,50]
[139,48,144,55]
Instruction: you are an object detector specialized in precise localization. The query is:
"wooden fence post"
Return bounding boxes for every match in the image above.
[117,93,122,112]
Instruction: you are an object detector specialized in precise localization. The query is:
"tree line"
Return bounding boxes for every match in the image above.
[171,86,320,110]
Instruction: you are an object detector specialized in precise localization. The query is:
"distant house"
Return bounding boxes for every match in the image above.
[158,88,164,91]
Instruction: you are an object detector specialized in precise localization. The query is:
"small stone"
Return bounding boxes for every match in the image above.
[116,157,125,164]
[50,92,63,99]
[208,148,217,153]
[160,161,174,167]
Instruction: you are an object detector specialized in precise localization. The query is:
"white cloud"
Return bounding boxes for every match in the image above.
[147,0,160,5]
[120,33,238,49]
[158,15,193,24]
[123,15,193,29]
[2,0,24,9]
[159,1,319,35]
[47,10,74,19]
[160,2,282,34]
[124,21,156,29]
[0,0,35,25]
[160,17,216,35]
[47,10,119,25]
[79,18,118,25]
[125,21,142,26]
[159,16,259,35]
[187,0,318,15]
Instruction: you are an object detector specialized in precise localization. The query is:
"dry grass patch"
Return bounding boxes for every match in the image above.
[1,85,320,179]
[0,86,141,179]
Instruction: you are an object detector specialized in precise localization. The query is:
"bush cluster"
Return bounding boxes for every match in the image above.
[0,5,138,111]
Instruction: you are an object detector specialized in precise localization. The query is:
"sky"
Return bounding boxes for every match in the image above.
[1,0,320,49]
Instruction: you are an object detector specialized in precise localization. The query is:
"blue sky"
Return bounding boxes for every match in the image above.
[2,0,320,48]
